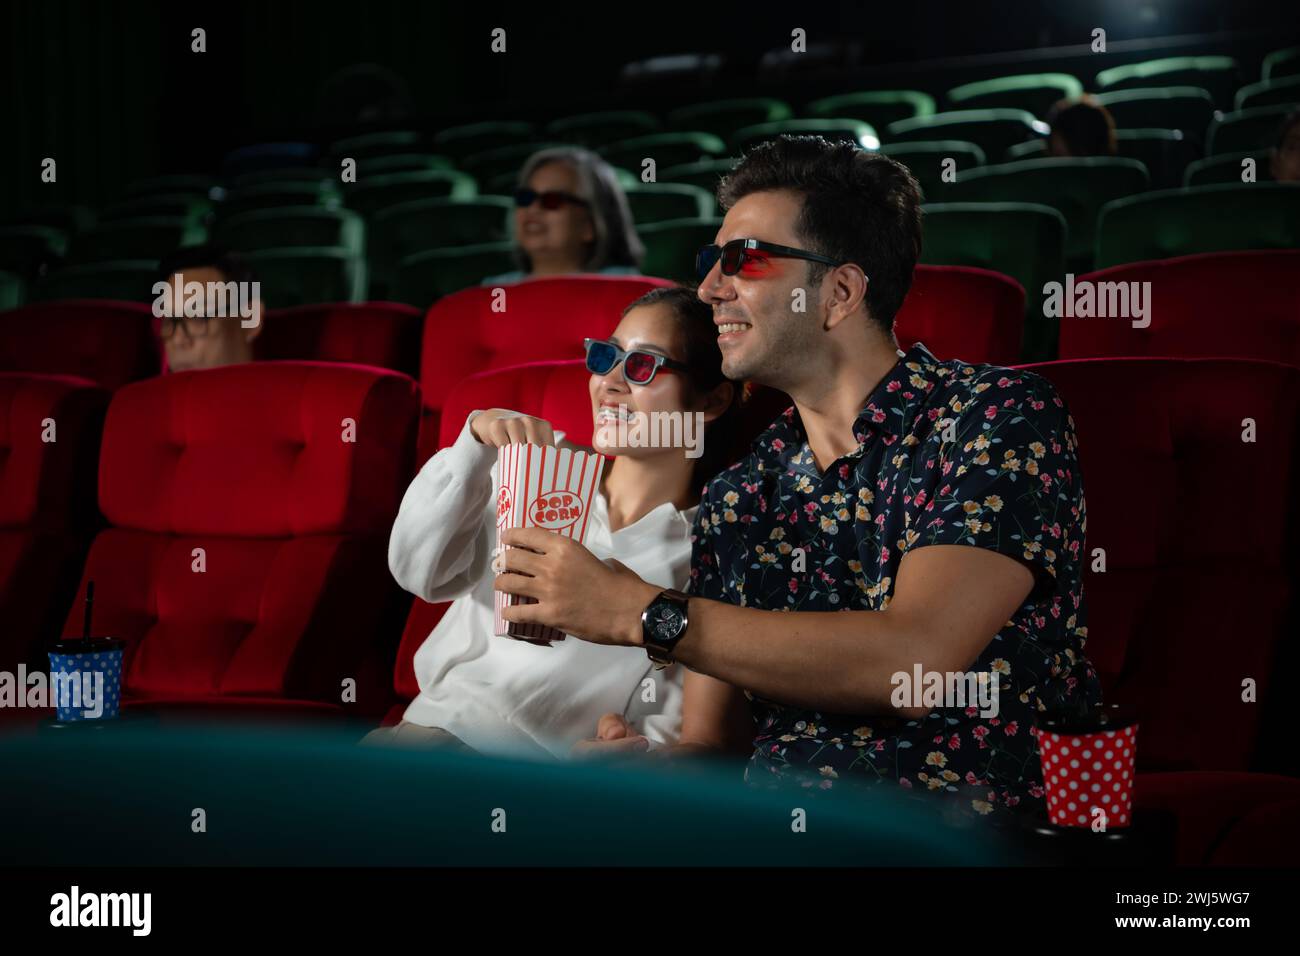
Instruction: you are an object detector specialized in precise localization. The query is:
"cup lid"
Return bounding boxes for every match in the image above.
[50,636,125,655]
[1037,703,1137,735]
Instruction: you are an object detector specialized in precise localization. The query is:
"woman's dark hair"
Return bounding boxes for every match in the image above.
[717,136,922,334]
[621,284,742,492]
[1046,95,1118,157]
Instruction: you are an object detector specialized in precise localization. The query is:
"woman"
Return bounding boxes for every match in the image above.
[481,147,645,285]
[377,286,737,759]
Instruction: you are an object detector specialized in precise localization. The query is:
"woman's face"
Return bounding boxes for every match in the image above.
[516,161,595,270]
[588,303,699,458]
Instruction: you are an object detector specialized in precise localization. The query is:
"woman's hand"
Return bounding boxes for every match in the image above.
[470,409,556,448]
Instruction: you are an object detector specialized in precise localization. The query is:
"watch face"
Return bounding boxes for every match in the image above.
[649,603,685,642]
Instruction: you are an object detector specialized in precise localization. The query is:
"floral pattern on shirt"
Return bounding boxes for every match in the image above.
[689,343,1103,820]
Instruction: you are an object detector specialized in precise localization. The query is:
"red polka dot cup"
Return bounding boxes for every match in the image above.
[1034,707,1138,830]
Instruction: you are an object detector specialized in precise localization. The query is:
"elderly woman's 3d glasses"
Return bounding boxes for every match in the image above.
[514,188,589,210]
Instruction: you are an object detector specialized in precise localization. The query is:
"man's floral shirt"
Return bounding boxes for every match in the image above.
[689,343,1103,820]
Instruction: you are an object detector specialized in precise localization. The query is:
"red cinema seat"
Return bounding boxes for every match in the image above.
[1136,772,1300,865]
[1059,251,1300,366]
[385,359,595,723]
[0,300,162,389]
[895,264,1025,365]
[255,302,423,378]
[416,275,671,464]
[1023,357,1300,773]
[0,373,109,672]
[61,362,419,720]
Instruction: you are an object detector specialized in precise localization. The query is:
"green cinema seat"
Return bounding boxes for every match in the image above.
[100,193,213,228]
[233,167,335,189]
[1004,139,1049,161]
[659,158,737,195]
[946,73,1083,118]
[804,90,936,129]
[1262,46,1300,81]
[432,121,537,160]
[124,173,219,198]
[32,259,160,303]
[393,241,517,307]
[1095,56,1241,107]
[600,132,727,174]
[939,158,1149,268]
[919,202,1067,361]
[887,109,1046,163]
[213,207,366,255]
[881,141,987,200]
[626,183,715,224]
[243,246,367,306]
[344,170,478,219]
[1094,183,1300,269]
[1094,86,1217,143]
[0,270,24,309]
[2,205,95,235]
[545,111,660,148]
[1207,105,1296,155]
[1234,74,1300,111]
[731,119,878,154]
[369,197,514,297]
[638,216,722,283]
[0,225,69,279]
[218,181,342,221]
[358,153,455,176]
[1183,151,1272,186]
[1114,129,1197,190]
[328,130,425,160]
[667,98,792,140]
[460,141,569,186]
[69,217,203,264]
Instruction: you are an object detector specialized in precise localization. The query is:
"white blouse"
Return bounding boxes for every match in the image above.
[388,413,692,760]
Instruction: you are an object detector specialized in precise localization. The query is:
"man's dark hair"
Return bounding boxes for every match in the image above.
[621,284,742,492]
[1046,96,1118,157]
[156,245,258,286]
[716,136,922,333]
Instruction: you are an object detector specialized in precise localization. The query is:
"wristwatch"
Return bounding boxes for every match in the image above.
[640,589,690,669]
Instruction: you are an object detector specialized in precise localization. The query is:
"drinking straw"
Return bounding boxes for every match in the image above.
[82,580,94,641]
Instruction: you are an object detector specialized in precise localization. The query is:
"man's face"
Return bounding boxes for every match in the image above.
[697,189,822,387]
[160,266,260,372]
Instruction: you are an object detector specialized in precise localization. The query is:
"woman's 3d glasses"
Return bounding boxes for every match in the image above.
[584,338,689,385]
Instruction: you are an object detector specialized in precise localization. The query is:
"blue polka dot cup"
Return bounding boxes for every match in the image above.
[48,638,125,721]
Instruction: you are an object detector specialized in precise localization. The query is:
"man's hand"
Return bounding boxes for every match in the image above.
[570,713,650,760]
[493,527,659,645]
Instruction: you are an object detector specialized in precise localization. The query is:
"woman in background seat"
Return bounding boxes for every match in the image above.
[481,147,644,284]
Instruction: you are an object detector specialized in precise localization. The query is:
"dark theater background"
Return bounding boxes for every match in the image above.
[1,0,1298,938]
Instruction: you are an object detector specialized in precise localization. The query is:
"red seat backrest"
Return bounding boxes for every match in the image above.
[62,361,419,713]
[1023,357,1300,772]
[256,302,422,378]
[0,373,109,668]
[895,264,1025,365]
[0,300,162,389]
[417,275,672,463]
[1059,251,1300,366]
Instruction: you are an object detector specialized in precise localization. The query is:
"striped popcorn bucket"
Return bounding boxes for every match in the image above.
[494,442,606,645]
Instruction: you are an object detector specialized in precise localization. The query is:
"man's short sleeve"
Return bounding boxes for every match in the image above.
[917,370,1085,590]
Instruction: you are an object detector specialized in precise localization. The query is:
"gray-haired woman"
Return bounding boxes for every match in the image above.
[482,147,645,284]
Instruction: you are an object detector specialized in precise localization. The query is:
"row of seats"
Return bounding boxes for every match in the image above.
[3,252,1295,427]
[3,351,1296,777]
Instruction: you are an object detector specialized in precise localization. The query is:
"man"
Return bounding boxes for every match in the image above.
[153,246,263,372]
[1045,95,1117,157]
[495,136,1102,821]
[1269,109,1300,183]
